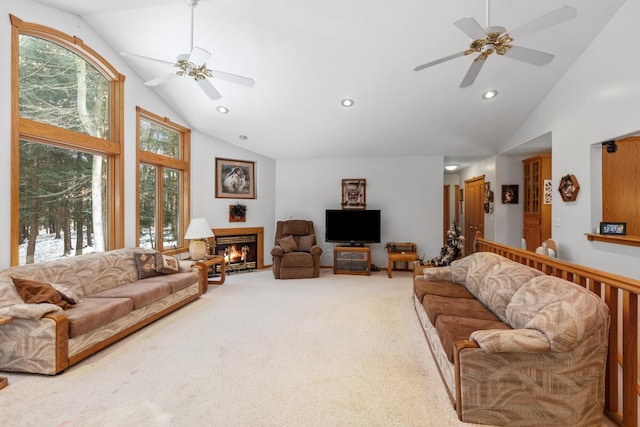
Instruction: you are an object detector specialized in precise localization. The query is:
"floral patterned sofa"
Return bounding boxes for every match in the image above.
[0,248,204,375]
[413,251,610,426]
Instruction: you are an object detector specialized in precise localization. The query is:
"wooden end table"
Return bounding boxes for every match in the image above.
[0,315,11,390]
[201,255,226,286]
[387,251,418,278]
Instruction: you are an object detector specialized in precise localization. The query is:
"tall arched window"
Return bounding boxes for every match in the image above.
[11,15,124,265]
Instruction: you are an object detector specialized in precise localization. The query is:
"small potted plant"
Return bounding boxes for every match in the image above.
[229,203,247,222]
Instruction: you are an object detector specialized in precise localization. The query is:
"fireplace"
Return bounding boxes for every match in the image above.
[212,227,264,272]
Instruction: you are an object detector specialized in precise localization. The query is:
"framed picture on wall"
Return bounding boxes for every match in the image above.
[341,178,366,209]
[215,158,256,199]
[501,185,518,204]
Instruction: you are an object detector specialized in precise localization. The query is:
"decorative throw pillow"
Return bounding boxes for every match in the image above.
[155,253,180,275]
[12,277,72,309]
[134,252,160,279]
[49,283,81,305]
[278,235,298,253]
[298,234,316,252]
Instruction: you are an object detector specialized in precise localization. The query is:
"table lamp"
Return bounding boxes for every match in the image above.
[184,218,214,260]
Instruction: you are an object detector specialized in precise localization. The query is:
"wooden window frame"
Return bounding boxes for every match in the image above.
[136,107,191,255]
[10,15,125,266]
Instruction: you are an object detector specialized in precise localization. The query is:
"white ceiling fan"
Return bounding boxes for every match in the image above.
[120,0,254,100]
[414,1,577,88]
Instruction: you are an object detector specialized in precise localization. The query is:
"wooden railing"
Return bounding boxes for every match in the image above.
[475,236,638,426]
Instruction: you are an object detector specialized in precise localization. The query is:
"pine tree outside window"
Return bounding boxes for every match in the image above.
[137,108,191,253]
[11,15,124,265]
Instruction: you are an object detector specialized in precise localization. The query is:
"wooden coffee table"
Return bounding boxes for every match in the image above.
[0,315,11,390]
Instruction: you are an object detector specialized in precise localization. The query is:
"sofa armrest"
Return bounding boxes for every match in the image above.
[470,328,551,353]
[271,245,284,257]
[422,266,452,281]
[0,303,63,319]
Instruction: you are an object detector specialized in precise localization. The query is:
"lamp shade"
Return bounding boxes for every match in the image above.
[184,218,214,240]
[184,218,214,260]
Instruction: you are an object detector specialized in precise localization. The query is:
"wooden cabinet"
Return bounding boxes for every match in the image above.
[334,246,371,275]
[522,154,551,251]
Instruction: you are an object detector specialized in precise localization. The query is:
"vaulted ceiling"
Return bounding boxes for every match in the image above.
[34,0,625,163]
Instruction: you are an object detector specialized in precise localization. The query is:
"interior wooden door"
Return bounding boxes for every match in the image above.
[464,176,485,254]
[443,185,450,245]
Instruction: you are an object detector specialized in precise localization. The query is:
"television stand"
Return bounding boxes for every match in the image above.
[334,245,371,275]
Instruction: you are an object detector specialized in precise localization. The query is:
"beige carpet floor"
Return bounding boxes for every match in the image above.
[0,269,478,427]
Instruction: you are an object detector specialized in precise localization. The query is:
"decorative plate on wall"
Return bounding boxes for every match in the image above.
[558,174,579,202]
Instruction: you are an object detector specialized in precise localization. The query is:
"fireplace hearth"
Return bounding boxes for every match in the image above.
[212,227,264,273]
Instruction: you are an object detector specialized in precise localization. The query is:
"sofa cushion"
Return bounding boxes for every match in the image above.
[298,234,316,252]
[91,281,171,309]
[155,253,180,275]
[65,297,134,337]
[436,315,511,362]
[134,252,160,279]
[422,294,500,326]
[155,272,199,294]
[278,235,298,253]
[414,279,474,303]
[506,275,609,352]
[12,277,72,309]
[280,251,314,268]
[49,283,81,304]
[474,261,544,323]
[450,252,506,287]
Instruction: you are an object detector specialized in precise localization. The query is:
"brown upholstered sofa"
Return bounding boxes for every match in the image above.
[0,248,205,375]
[271,220,322,279]
[413,251,610,426]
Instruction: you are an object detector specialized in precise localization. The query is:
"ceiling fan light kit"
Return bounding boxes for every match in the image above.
[414,1,577,88]
[120,0,254,100]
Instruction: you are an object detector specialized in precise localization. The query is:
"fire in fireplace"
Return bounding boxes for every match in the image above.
[214,234,258,273]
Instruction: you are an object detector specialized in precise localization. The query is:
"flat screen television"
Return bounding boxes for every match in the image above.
[325,209,381,245]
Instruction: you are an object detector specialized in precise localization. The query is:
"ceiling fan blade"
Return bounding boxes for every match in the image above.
[197,78,222,100]
[508,6,577,40]
[120,51,174,68]
[189,47,211,65]
[460,58,486,88]
[454,17,487,40]
[144,73,179,87]
[414,51,467,72]
[211,70,256,87]
[504,45,554,66]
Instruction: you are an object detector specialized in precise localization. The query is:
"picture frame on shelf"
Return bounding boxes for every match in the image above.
[215,158,256,199]
[600,222,626,236]
[341,178,366,210]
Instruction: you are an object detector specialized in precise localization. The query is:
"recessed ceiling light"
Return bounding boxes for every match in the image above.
[445,165,458,171]
[239,135,248,140]
[217,106,229,114]
[482,90,498,100]
[341,98,354,107]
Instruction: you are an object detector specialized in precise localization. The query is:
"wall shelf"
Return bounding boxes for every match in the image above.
[585,233,640,248]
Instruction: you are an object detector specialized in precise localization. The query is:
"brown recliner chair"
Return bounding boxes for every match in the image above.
[271,220,323,279]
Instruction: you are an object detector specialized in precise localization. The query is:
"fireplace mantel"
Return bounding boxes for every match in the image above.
[212,227,265,269]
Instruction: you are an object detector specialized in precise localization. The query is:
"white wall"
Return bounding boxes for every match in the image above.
[498,0,640,279]
[190,131,276,261]
[275,156,444,269]
[0,0,277,269]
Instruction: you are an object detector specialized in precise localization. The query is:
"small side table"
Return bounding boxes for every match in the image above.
[0,315,11,390]
[201,255,226,286]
